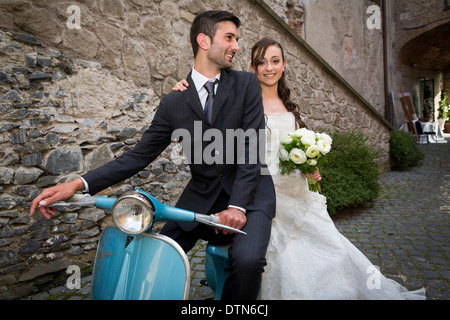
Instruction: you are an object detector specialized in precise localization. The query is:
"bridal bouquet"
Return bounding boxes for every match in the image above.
[278,128,332,192]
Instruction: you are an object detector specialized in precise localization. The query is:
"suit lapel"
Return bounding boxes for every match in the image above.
[183,70,235,126]
[211,69,235,125]
[184,73,208,123]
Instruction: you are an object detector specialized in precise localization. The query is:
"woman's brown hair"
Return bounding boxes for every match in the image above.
[251,37,306,129]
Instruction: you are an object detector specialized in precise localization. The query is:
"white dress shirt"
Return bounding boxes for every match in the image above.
[190,67,220,110]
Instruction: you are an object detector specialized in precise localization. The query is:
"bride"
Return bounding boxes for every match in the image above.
[174,37,426,300]
[252,37,424,300]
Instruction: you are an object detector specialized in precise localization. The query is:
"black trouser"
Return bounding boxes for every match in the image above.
[160,192,272,300]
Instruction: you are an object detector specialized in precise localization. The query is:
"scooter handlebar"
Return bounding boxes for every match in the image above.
[39,194,106,208]
[195,213,247,235]
[38,190,247,235]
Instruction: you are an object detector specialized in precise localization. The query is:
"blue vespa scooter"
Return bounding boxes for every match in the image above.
[46,189,244,300]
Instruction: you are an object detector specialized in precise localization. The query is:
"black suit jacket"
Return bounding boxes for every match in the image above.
[82,68,276,222]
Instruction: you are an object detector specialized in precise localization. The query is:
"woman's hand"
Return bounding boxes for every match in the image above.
[172,79,189,91]
[302,168,321,181]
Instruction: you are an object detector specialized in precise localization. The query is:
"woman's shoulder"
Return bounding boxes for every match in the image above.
[223,68,258,83]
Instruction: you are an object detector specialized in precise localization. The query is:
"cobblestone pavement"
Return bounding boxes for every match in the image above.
[332,135,450,300]
[25,135,449,300]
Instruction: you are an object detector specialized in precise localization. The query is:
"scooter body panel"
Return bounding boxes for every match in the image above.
[91,226,190,300]
[205,244,230,300]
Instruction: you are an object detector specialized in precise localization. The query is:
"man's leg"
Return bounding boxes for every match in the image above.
[159,221,200,253]
[160,189,231,252]
[221,210,272,300]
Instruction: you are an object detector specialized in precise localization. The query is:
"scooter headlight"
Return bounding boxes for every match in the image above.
[112,192,154,234]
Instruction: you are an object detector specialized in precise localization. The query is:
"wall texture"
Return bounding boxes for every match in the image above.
[0,0,391,299]
[299,0,385,117]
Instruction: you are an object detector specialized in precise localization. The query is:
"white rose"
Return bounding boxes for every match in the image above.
[316,139,331,154]
[292,128,308,137]
[307,159,317,166]
[306,145,320,158]
[318,133,332,144]
[300,133,316,146]
[280,134,293,145]
[289,148,307,164]
[278,147,290,161]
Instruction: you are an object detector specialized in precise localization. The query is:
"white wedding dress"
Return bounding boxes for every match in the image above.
[259,112,426,300]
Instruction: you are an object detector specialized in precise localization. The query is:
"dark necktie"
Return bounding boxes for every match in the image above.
[204,79,218,123]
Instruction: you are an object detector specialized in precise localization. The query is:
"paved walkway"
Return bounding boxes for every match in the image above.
[25,135,450,300]
[331,135,450,300]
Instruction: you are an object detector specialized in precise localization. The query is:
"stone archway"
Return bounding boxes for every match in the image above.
[399,22,450,72]
[397,21,450,121]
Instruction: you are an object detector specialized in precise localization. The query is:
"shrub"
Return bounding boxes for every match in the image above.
[389,130,425,169]
[320,131,380,215]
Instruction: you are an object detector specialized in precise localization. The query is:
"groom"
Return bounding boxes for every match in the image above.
[30,10,275,300]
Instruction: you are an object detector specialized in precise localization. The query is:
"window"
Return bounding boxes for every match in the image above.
[445,0,450,10]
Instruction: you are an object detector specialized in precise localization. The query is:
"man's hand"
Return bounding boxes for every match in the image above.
[214,207,247,235]
[30,178,85,219]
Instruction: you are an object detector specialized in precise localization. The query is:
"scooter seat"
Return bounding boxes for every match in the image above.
[206,243,230,259]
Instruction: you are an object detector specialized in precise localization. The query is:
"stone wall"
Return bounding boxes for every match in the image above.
[0,29,191,299]
[292,0,386,117]
[0,0,391,299]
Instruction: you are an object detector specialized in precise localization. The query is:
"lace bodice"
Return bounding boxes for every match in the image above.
[265,112,296,175]
[265,112,310,198]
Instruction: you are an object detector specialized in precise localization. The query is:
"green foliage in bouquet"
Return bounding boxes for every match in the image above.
[278,133,329,175]
[389,130,425,169]
[278,128,332,192]
[320,131,380,215]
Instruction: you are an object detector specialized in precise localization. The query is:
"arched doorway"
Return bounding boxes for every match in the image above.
[399,22,450,120]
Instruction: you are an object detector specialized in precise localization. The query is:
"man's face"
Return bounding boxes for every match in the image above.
[207,21,240,69]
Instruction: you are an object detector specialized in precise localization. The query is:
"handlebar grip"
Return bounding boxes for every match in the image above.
[69,194,91,202]
[210,215,219,223]
[194,213,247,235]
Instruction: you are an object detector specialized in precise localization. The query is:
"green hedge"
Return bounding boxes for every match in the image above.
[389,130,425,169]
[320,131,380,215]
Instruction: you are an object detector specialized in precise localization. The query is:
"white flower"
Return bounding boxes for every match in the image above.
[280,134,293,145]
[278,147,290,161]
[318,133,332,144]
[307,159,317,166]
[300,132,316,146]
[292,128,308,137]
[316,139,331,155]
[289,148,307,164]
[306,145,320,158]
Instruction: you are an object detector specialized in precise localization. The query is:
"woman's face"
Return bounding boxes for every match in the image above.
[252,45,286,88]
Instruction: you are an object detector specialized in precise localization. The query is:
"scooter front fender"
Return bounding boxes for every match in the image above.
[91,226,190,300]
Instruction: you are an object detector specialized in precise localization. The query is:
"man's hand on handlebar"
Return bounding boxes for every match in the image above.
[214,207,246,235]
[29,178,85,219]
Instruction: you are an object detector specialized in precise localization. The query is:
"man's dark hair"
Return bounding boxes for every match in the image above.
[190,10,241,58]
